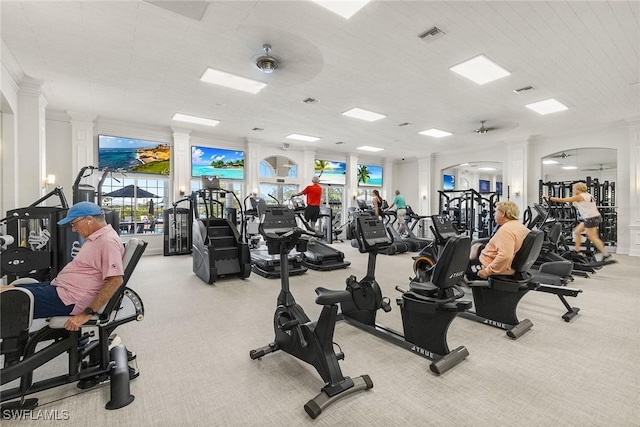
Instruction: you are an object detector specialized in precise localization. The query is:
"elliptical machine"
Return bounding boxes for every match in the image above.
[249,204,373,419]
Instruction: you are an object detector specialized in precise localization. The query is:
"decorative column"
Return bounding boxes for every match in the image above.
[346,153,358,207]
[417,154,433,216]
[506,140,529,219]
[67,110,97,180]
[383,157,393,201]
[171,128,191,200]
[245,138,261,197]
[17,77,47,206]
[628,119,640,256]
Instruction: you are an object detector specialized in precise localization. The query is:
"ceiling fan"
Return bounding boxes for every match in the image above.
[550,151,573,159]
[474,120,495,134]
[582,164,615,171]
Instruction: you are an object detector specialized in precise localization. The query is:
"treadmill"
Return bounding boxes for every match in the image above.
[245,196,307,278]
[291,199,351,271]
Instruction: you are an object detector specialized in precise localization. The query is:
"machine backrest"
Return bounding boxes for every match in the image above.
[430,235,471,288]
[547,222,562,245]
[511,230,544,273]
[98,238,147,318]
[0,288,34,338]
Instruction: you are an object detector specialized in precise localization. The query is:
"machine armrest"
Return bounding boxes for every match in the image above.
[47,315,101,329]
[467,280,490,288]
[539,260,573,277]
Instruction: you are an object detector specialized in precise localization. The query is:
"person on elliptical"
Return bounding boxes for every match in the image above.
[466,201,530,280]
[549,182,615,262]
[1,202,124,331]
[388,189,408,235]
[293,176,322,229]
[372,190,383,218]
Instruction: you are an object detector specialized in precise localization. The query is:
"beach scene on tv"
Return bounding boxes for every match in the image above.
[357,164,383,187]
[98,135,170,175]
[192,146,245,179]
[315,160,346,185]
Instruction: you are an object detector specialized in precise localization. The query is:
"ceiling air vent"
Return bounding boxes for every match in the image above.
[513,85,535,94]
[303,98,319,104]
[418,27,445,40]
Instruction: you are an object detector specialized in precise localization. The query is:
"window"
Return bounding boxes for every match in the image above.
[101,176,168,235]
[190,179,244,220]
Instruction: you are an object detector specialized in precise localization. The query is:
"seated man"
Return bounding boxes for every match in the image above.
[466,201,530,280]
[1,202,124,331]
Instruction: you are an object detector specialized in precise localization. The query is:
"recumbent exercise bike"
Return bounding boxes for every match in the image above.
[340,214,471,375]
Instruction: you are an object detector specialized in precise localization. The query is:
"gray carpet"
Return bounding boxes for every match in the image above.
[3,243,639,426]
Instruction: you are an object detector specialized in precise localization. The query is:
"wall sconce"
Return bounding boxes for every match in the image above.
[45,174,56,186]
[179,185,186,196]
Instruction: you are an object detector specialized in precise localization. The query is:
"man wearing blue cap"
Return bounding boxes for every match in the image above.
[1,202,124,331]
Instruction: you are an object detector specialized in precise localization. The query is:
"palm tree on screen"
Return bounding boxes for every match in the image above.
[315,160,332,177]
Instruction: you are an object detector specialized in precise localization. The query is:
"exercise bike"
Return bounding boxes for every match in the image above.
[249,204,373,419]
[341,214,471,375]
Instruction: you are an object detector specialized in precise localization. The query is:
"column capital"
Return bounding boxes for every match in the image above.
[66,111,97,124]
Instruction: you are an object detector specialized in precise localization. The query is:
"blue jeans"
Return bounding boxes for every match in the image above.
[13,282,75,319]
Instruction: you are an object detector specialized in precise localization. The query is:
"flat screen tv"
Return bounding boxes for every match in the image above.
[191,146,245,180]
[479,179,491,193]
[496,181,503,194]
[98,135,170,175]
[443,174,455,190]
[315,159,346,185]
[357,164,383,187]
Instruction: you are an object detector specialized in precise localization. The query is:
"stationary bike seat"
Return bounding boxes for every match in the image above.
[315,287,351,305]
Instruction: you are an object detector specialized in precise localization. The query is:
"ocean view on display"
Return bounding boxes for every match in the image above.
[191,146,245,179]
[98,135,170,175]
[99,147,145,169]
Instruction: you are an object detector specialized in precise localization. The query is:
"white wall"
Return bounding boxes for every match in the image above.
[5,101,639,256]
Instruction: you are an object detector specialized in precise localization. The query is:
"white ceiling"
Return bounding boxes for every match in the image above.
[1,1,638,162]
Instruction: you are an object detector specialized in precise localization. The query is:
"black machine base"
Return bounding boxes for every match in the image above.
[304,375,373,419]
[458,310,534,339]
[535,283,582,322]
[342,313,468,375]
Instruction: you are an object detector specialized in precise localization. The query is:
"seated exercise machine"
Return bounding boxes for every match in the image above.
[249,205,372,419]
[192,176,251,284]
[459,230,543,338]
[1,238,147,414]
[341,215,471,375]
[417,215,582,323]
[290,198,351,271]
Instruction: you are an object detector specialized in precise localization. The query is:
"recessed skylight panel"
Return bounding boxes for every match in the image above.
[525,98,569,115]
[172,113,220,127]
[418,128,453,138]
[311,0,372,19]
[200,68,267,94]
[342,108,386,122]
[286,133,321,142]
[356,146,384,152]
[450,54,510,85]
